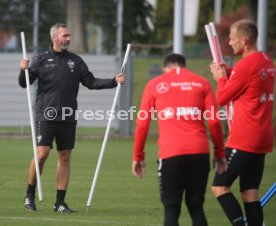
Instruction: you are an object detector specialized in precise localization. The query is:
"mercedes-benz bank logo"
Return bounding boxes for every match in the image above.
[156,82,169,94]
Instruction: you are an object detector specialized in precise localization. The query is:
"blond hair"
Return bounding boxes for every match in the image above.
[230,19,258,44]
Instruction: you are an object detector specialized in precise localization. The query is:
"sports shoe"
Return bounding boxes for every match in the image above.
[54,202,74,213]
[24,194,36,211]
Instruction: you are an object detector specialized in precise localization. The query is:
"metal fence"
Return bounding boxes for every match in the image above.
[0,0,119,54]
[0,0,134,136]
[0,53,121,131]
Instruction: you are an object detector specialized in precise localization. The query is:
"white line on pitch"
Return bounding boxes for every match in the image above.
[0,216,162,226]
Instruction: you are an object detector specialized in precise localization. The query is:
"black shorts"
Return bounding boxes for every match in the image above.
[36,121,77,150]
[158,154,210,205]
[213,147,265,192]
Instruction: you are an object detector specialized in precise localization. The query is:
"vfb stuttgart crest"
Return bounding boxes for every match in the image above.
[68,60,75,72]
[260,69,267,80]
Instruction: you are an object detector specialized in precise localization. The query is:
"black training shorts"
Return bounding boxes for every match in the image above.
[213,147,265,192]
[36,121,77,150]
[158,154,210,205]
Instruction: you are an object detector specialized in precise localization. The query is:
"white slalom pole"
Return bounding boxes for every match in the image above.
[86,43,132,212]
[205,23,232,130]
[21,32,43,202]
[204,24,216,61]
[209,22,224,63]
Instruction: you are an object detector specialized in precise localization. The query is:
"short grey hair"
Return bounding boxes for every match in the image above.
[50,23,67,39]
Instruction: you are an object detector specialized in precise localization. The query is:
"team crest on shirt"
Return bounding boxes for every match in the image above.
[67,60,75,72]
[260,69,267,80]
[156,82,169,94]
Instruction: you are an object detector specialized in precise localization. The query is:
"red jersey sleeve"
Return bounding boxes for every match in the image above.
[216,61,250,106]
[133,82,155,161]
[204,82,225,159]
[226,66,233,79]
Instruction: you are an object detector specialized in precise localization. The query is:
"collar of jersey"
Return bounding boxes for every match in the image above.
[48,46,68,56]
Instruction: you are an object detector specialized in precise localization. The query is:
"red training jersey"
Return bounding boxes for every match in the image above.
[217,52,275,153]
[133,68,224,161]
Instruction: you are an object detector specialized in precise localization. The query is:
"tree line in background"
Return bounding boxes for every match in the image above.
[154,0,276,56]
[0,0,275,56]
[0,0,154,53]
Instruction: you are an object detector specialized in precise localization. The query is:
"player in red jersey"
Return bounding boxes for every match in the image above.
[132,53,227,226]
[210,19,275,226]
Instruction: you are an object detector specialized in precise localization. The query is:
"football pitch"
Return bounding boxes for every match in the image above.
[0,137,275,226]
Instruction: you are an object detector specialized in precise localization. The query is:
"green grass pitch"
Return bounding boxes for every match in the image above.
[1,57,275,225]
[0,137,275,226]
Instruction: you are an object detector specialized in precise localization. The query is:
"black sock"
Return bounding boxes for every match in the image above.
[244,201,263,226]
[56,190,66,205]
[163,203,181,226]
[26,184,36,195]
[217,193,245,226]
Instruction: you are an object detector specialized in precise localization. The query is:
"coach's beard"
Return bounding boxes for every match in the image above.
[60,42,70,50]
